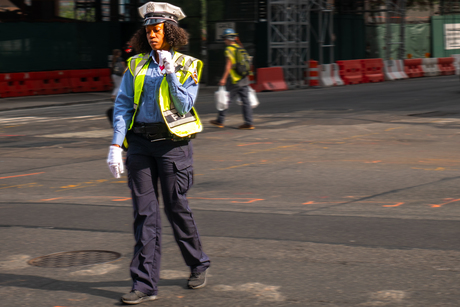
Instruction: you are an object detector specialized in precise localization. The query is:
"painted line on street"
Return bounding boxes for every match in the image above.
[429,198,460,208]
[189,197,264,204]
[0,134,26,137]
[0,172,45,180]
[39,196,131,202]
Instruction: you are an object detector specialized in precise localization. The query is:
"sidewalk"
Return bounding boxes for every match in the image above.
[0,86,218,112]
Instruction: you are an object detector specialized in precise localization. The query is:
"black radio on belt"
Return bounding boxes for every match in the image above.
[132,123,195,142]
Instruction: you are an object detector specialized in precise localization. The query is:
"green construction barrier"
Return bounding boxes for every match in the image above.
[432,15,460,58]
[366,23,431,59]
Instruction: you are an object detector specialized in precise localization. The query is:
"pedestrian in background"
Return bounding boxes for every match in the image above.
[111,48,126,101]
[210,28,254,130]
[106,1,210,305]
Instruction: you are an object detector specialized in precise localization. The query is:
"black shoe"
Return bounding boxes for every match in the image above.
[187,269,208,289]
[238,123,255,130]
[121,290,157,305]
[209,120,224,128]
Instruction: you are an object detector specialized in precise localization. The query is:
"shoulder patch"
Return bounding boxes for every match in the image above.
[191,69,199,84]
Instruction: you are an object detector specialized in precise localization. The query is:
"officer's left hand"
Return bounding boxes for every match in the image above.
[158,50,175,74]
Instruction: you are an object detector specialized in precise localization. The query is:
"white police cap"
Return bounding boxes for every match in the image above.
[138,2,186,26]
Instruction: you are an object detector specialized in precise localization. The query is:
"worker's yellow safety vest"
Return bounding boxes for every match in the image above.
[225,43,243,84]
[124,51,203,147]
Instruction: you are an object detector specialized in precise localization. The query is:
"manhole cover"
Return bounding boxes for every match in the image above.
[28,250,121,268]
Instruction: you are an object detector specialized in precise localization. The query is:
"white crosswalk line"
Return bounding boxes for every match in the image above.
[0,115,105,125]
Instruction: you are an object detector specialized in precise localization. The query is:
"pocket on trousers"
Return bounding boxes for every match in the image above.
[174,161,193,195]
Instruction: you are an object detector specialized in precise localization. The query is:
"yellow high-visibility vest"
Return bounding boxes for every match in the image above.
[225,43,242,84]
[124,51,203,147]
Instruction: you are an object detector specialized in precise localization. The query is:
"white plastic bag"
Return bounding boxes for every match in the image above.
[248,86,259,109]
[215,86,229,111]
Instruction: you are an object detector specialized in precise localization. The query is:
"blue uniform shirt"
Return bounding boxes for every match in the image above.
[111,50,200,146]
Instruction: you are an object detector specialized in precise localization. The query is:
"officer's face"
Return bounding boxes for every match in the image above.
[146,23,170,51]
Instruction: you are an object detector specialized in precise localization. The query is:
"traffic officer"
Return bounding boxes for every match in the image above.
[106,2,210,304]
[210,28,254,129]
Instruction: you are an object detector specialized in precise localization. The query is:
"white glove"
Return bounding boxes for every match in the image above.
[107,145,124,178]
[157,50,175,74]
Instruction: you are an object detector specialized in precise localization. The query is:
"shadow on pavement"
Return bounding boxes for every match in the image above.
[0,273,187,302]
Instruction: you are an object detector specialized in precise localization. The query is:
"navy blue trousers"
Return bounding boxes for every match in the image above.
[217,82,253,125]
[126,132,210,296]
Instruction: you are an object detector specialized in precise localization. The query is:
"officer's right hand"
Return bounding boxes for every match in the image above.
[107,145,124,178]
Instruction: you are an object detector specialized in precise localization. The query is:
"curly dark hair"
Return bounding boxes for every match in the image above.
[129,22,189,54]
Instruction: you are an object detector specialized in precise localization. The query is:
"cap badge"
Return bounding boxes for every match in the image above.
[146,2,155,13]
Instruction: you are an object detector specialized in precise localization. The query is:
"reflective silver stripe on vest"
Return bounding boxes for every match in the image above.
[134,57,150,76]
[183,58,195,72]
[163,109,197,128]
[174,55,185,72]
[175,55,186,66]
[129,54,150,76]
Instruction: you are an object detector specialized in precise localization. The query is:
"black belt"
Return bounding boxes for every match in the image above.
[132,123,195,142]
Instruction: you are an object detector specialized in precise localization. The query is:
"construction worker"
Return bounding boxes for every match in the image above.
[210,28,254,129]
[106,2,210,304]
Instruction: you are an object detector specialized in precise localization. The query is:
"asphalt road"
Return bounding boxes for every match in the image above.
[1,75,460,306]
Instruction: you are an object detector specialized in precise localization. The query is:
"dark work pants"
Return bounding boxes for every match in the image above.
[217,81,253,125]
[126,133,210,296]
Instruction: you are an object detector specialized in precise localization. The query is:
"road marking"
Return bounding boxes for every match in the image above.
[39,196,130,202]
[412,167,446,171]
[55,179,109,191]
[41,129,112,138]
[303,200,405,208]
[382,202,404,208]
[0,172,44,179]
[0,134,25,137]
[237,142,273,146]
[244,143,302,155]
[212,162,256,170]
[243,132,382,155]
[0,115,105,125]
[429,198,460,208]
[0,183,42,190]
[189,197,264,204]
[384,127,403,131]
[256,120,296,126]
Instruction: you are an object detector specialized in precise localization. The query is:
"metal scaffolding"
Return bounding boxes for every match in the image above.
[312,0,334,66]
[74,0,97,21]
[385,0,406,60]
[267,0,309,88]
[267,0,334,88]
[440,0,460,15]
[335,0,407,60]
[74,0,125,21]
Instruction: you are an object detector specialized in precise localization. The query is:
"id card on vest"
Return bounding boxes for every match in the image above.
[163,108,197,128]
